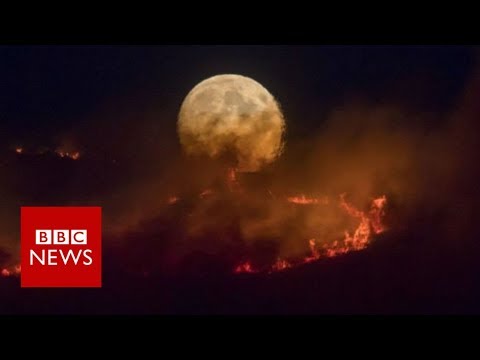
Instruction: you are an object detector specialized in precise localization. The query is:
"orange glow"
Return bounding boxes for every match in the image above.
[167,196,179,205]
[287,195,328,205]
[271,258,291,272]
[370,195,387,234]
[303,239,321,263]
[56,150,80,160]
[228,168,236,182]
[1,264,20,277]
[233,194,387,274]
[199,189,214,198]
[13,147,80,159]
[1,268,10,277]
[70,151,80,160]
[227,167,242,192]
[234,261,255,273]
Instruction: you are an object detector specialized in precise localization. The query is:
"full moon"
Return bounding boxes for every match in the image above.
[178,74,286,172]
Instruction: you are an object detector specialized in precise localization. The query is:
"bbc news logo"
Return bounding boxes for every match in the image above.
[31,230,92,266]
[21,207,102,288]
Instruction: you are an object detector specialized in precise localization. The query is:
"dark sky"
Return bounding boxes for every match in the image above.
[0,45,475,144]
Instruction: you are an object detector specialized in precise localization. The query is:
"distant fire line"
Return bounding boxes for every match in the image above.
[13,147,81,160]
[235,194,387,274]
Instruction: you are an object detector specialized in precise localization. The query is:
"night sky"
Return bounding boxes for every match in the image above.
[1,46,474,141]
[1,45,479,314]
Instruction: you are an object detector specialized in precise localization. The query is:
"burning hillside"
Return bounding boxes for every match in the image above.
[154,168,388,275]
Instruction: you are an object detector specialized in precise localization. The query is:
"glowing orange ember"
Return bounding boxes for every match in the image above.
[56,150,80,160]
[13,147,80,159]
[168,196,179,205]
[234,261,255,273]
[370,195,387,234]
[70,152,80,160]
[199,189,214,198]
[271,258,291,272]
[303,239,320,263]
[57,151,80,160]
[287,195,328,205]
[1,269,10,277]
[1,264,20,277]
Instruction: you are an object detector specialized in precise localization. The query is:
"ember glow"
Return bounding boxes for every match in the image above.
[12,146,80,160]
[56,150,80,160]
[1,148,388,280]
[199,189,214,198]
[271,258,291,272]
[234,261,255,273]
[369,195,387,234]
[167,196,179,205]
[1,264,21,277]
[161,167,388,276]
[287,195,329,205]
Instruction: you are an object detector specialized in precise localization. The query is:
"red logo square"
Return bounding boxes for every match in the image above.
[21,207,102,288]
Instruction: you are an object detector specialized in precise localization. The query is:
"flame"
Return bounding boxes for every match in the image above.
[1,264,21,277]
[234,194,387,274]
[370,195,387,234]
[56,150,80,160]
[1,268,10,277]
[12,147,80,160]
[287,195,329,205]
[271,258,291,272]
[234,261,255,273]
[303,239,321,263]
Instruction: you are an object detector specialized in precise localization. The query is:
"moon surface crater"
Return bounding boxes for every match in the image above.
[178,74,286,172]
